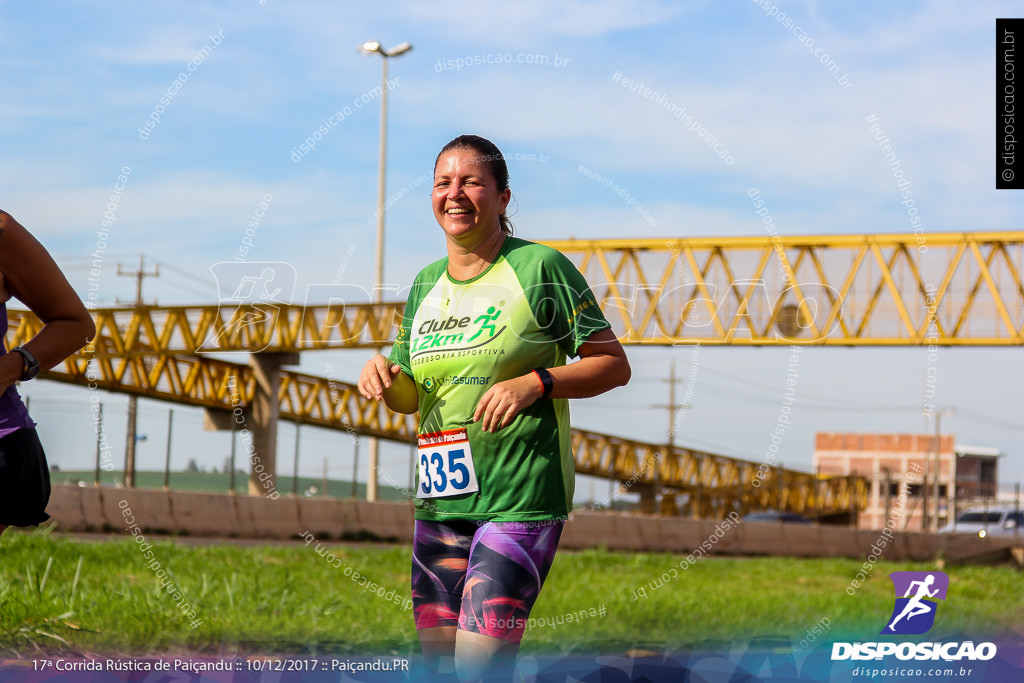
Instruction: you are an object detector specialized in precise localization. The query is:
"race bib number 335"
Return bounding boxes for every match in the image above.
[416,428,479,499]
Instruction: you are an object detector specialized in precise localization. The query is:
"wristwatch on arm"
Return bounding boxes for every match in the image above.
[532,367,554,399]
[11,346,40,381]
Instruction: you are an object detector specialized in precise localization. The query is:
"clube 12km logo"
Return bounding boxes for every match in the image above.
[831,571,997,662]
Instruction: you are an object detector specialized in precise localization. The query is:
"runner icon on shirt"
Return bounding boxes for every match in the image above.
[467,307,501,341]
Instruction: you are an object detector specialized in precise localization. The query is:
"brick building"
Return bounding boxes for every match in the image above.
[813,433,1000,531]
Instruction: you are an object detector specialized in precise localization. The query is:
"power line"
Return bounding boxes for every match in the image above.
[957,408,1024,432]
[153,276,216,300]
[154,259,216,290]
[693,383,921,413]
[699,365,921,411]
[58,253,153,267]
[628,366,921,412]
[588,379,920,413]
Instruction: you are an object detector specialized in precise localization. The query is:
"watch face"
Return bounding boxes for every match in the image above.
[13,347,39,381]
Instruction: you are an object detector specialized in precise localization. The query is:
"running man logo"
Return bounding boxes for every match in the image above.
[198,262,296,353]
[881,571,949,635]
[467,306,501,341]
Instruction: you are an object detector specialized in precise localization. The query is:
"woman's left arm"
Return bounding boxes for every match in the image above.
[0,212,96,392]
[474,328,630,432]
[546,328,630,399]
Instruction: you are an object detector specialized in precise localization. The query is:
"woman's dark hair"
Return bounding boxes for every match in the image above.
[434,134,514,236]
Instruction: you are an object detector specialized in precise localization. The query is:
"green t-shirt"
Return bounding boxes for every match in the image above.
[388,237,611,522]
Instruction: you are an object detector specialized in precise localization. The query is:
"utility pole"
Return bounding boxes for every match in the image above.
[163,409,174,489]
[93,403,104,485]
[930,407,955,531]
[117,255,159,487]
[922,466,929,531]
[882,466,892,528]
[649,359,688,514]
[292,422,301,496]
[229,428,237,494]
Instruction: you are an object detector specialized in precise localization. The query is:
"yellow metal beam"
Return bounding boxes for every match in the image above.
[38,351,416,442]
[4,302,404,357]
[570,429,866,518]
[545,232,1024,345]
[9,232,1024,350]
[33,351,864,519]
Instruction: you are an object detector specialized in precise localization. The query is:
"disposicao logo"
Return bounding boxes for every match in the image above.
[882,571,948,635]
[831,570,997,662]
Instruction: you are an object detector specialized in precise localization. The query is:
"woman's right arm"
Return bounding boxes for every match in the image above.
[0,212,96,394]
[358,354,419,414]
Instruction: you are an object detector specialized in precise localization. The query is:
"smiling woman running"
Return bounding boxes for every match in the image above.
[359,135,629,681]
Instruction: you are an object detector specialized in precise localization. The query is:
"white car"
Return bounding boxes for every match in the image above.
[938,507,1024,538]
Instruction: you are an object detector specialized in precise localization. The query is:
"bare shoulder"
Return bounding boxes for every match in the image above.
[0,213,10,297]
[0,212,46,255]
[0,211,27,240]
[0,212,63,301]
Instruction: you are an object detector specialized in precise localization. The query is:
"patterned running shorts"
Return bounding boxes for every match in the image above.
[411,518,564,643]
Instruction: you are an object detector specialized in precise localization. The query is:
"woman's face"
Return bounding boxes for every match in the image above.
[432,148,510,243]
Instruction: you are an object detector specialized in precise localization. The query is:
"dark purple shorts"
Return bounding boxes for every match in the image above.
[411,518,564,643]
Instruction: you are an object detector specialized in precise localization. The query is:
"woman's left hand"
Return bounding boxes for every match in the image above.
[473,374,544,433]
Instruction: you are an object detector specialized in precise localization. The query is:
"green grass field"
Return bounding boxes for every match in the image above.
[1,529,1020,658]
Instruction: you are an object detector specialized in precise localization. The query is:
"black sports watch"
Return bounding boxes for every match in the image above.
[532,367,554,399]
[11,346,40,381]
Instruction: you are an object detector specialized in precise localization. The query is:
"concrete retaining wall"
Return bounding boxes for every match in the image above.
[45,484,1019,562]
[49,484,414,543]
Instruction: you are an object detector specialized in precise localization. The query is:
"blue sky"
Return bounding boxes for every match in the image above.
[5,0,1024,491]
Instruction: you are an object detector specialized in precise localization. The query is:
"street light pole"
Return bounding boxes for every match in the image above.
[361,40,412,502]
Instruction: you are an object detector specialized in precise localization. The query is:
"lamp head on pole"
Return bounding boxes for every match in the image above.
[360,41,413,58]
[386,42,413,57]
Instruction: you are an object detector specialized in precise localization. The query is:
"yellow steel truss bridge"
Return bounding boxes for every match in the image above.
[9,231,1020,354]
[10,231,1022,517]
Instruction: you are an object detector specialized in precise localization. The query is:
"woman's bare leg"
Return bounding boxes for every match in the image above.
[455,630,519,681]
[418,625,458,676]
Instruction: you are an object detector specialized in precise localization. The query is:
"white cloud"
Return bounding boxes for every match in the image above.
[397,0,692,45]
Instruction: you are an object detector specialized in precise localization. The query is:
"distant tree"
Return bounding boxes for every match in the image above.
[186,458,199,473]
